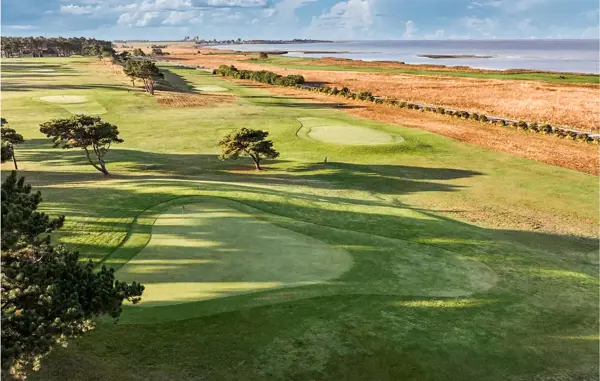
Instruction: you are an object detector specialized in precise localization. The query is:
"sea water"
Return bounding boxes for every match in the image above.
[213,39,600,74]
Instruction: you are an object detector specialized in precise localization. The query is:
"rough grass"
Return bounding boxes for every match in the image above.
[1,57,598,381]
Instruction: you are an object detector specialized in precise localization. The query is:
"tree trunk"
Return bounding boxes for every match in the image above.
[99,159,110,176]
[12,151,18,170]
[84,147,109,175]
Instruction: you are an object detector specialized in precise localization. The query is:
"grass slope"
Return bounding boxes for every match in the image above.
[1,57,598,381]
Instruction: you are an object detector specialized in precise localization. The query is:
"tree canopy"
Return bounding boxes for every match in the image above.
[1,172,144,380]
[1,36,112,58]
[218,128,280,170]
[1,119,25,170]
[132,48,146,57]
[123,60,164,95]
[39,115,123,176]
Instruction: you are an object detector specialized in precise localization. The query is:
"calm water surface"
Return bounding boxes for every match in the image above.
[214,40,600,73]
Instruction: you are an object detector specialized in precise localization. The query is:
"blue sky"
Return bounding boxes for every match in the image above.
[2,0,599,40]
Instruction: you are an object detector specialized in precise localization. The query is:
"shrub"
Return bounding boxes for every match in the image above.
[436,107,446,114]
[499,120,507,127]
[259,52,269,60]
[517,121,528,130]
[399,102,407,108]
[577,133,590,142]
[568,131,578,140]
[471,113,480,120]
[541,124,553,134]
[593,136,600,145]
[479,115,489,122]
[445,110,454,116]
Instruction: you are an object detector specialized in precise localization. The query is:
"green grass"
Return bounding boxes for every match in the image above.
[258,55,600,84]
[116,200,353,307]
[1,57,598,381]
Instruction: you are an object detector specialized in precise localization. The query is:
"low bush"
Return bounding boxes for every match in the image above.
[517,121,528,130]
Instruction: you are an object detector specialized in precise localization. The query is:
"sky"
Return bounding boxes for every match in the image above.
[2,0,599,40]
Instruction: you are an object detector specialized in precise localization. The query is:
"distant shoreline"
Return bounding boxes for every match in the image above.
[418,54,494,59]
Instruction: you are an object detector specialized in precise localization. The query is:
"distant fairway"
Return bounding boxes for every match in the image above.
[117,202,353,306]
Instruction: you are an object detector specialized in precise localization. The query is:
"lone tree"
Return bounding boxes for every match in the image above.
[132,48,145,57]
[123,60,163,95]
[1,119,25,170]
[39,115,123,176]
[218,128,279,170]
[1,172,144,380]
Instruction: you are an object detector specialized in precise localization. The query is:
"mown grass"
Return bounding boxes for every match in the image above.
[1,57,598,381]
[260,55,600,84]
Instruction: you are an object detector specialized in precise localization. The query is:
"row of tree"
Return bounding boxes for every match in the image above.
[215,65,304,87]
[1,36,113,58]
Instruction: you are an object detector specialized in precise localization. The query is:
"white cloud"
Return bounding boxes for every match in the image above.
[403,20,415,39]
[205,0,267,6]
[118,11,161,27]
[463,16,498,36]
[60,4,98,15]
[4,24,37,30]
[263,8,276,17]
[425,29,445,39]
[309,0,374,37]
[162,10,198,25]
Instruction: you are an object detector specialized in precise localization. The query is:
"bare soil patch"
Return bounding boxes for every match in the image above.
[156,92,234,108]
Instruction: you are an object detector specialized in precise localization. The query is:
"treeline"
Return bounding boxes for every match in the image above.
[1,36,113,58]
[215,65,304,87]
[307,85,599,143]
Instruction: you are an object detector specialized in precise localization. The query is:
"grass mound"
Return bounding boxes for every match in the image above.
[116,202,353,306]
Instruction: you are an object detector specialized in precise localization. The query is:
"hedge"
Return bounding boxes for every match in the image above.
[216,65,305,87]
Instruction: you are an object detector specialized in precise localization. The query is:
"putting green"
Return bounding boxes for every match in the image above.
[117,203,353,306]
[39,95,107,115]
[195,85,230,92]
[297,117,403,145]
[40,95,87,103]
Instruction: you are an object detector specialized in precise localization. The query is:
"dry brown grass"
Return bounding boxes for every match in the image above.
[167,53,600,132]
[156,92,233,108]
